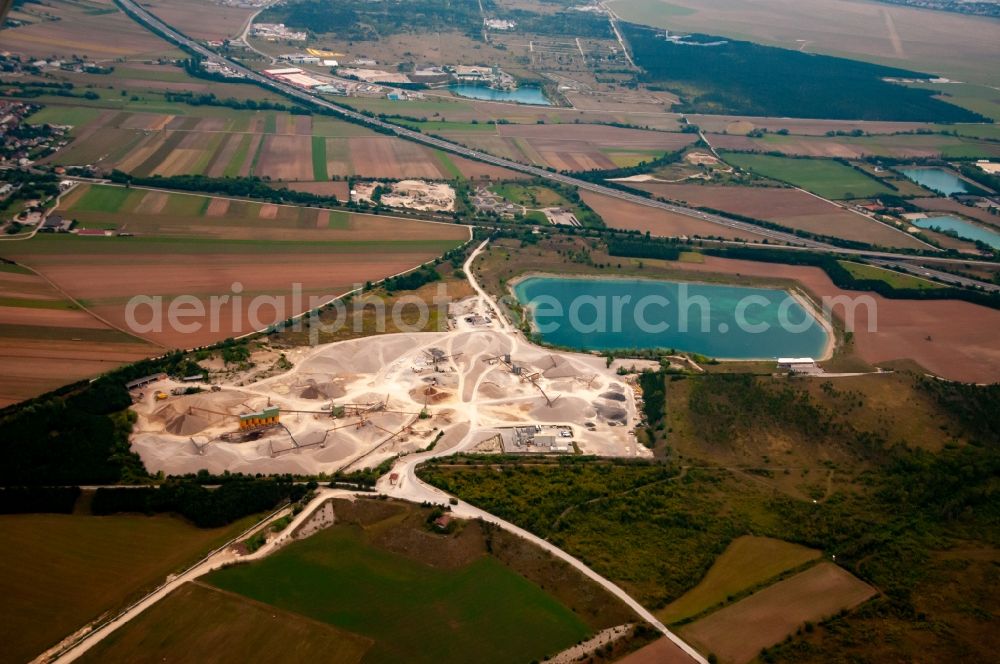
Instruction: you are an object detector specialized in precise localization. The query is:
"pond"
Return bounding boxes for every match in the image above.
[512,276,830,360]
[448,84,552,106]
[899,167,972,196]
[912,215,1000,250]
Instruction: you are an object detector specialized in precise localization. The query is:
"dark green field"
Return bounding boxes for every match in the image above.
[206,525,590,664]
[80,582,372,664]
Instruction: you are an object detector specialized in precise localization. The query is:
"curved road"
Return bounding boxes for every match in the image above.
[375,240,708,663]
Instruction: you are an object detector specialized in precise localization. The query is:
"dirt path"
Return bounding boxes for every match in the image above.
[377,239,707,664]
[42,489,356,663]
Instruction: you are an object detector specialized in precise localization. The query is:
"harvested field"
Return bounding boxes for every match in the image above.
[669,255,1000,383]
[345,137,446,179]
[2,186,469,348]
[659,536,821,623]
[580,191,770,242]
[711,133,1000,160]
[0,2,178,60]
[0,513,257,664]
[679,563,876,664]
[0,266,157,406]
[617,637,699,664]
[690,114,934,137]
[79,582,372,664]
[257,135,314,181]
[138,0,255,40]
[449,125,695,171]
[630,183,925,248]
[280,181,351,199]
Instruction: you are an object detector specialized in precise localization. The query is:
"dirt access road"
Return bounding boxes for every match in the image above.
[375,240,707,664]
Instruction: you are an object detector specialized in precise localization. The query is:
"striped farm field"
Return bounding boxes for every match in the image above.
[0,185,469,348]
[679,563,876,664]
[40,106,525,182]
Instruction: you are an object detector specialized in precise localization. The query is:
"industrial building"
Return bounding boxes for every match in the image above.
[239,406,280,431]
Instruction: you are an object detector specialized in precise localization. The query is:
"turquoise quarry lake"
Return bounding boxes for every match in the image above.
[448,84,551,105]
[913,215,1000,249]
[899,168,972,196]
[513,276,830,360]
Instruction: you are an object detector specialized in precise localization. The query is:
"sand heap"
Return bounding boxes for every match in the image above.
[297,378,346,400]
[542,355,580,380]
[152,392,250,436]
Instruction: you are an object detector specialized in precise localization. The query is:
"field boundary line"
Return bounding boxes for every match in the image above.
[11,261,167,349]
[790,186,939,250]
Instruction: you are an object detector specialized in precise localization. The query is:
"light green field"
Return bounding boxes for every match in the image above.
[491,182,571,208]
[658,536,822,624]
[838,261,946,290]
[224,134,253,177]
[910,82,1000,122]
[80,582,372,664]
[26,105,101,129]
[721,153,893,199]
[206,525,591,664]
[0,513,258,664]
[71,185,141,213]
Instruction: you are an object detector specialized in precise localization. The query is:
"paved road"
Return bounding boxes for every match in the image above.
[869,258,1000,292]
[114,0,1000,291]
[113,0,821,249]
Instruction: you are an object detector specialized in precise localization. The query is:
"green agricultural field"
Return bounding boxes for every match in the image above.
[491,182,571,208]
[0,513,258,664]
[838,261,946,290]
[311,135,329,180]
[721,153,893,199]
[909,82,1000,123]
[658,536,821,624]
[27,105,101,130]
[206,525,590,664]
[80,582,372,664]
[70,185,140,213]
[224,134,253,177]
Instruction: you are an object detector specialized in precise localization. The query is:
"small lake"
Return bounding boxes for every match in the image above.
[448,84,551,106]
[899,167,972,196]
[913,215,1000,249]
[513,276,829,360]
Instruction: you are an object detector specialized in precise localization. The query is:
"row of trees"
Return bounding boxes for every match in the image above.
[91,479,311,528]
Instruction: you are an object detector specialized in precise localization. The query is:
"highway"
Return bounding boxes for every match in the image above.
[114,0,1000,289]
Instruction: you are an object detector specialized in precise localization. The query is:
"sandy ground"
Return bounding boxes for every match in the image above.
[131,295,648,476]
